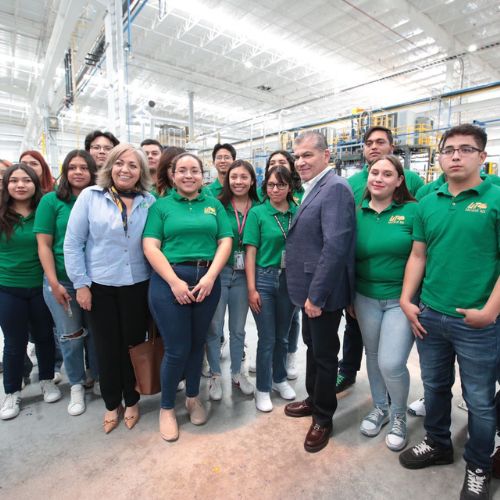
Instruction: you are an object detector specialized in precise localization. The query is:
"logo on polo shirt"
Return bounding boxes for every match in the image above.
[204,206,216,216]
[388,215,405,224]
[465,202,487,214]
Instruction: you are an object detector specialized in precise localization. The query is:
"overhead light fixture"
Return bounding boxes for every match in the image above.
[468,44,478,52]
[244,60,253,69]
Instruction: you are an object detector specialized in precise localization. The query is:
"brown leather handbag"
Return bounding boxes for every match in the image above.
[129,320,164,395]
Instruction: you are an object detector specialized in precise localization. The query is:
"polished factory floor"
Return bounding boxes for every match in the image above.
[0,314,498,500]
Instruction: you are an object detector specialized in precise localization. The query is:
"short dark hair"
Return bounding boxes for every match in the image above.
[56,150,97,203]
[157,146,186,196]
[0,164,43,240]
[219,160,259,207]
[261,165,294,204]
[363,155,415,205]
[84,130,119,151]
[140,139,163,150]
[438,123,487,151]
[265,150,302,194]
[212,143,236,161]
[363,126,394,145]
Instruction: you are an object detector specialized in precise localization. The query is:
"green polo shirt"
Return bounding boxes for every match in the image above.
[348,164,424,205]
[416,172,500,201]
[356,199,417,299]
[257,186,304,206]
[206,178,223,198]
[413,177,500,317]
[223,199,259,266]
[143,190,232,263]
[243,199,297,268]
[0,212,43,288]
[33,192,76,282]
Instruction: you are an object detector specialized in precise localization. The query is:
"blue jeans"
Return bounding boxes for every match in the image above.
[43,277,98,386]
[0,286,55,393]
[354,293,414,415]
[251,267,296,392]
[149,268,221,409]
[417,304,498,471]
[288,309,301,354]
[206,266,249,375]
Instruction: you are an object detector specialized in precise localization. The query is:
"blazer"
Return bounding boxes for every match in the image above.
[285,169,356,311]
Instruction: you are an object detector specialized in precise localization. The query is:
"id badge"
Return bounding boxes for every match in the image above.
[233,251,245,270]
[280,250,286,269]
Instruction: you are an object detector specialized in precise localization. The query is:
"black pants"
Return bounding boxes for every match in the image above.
[302,308,342,427]
[88,281,149,411]
[338,311,363,379]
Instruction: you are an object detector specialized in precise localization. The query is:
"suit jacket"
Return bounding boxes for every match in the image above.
[285,169,356,311]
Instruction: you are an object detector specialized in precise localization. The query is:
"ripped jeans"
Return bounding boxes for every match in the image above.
[43,277,98,386]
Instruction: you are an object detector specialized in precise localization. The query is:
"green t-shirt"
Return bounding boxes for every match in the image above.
[416,172,500,201]
[143,190,232,263]
[223,199,259,266]
[257,186,304,206]
[413,178,500,317]
[33,192,76,282]
[356,199,417,299]
[348,164,424,205]
[0,212,43,288]
[206,178,223,198]
[243,199,297,268]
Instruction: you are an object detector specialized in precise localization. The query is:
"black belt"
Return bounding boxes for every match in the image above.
[174,260,212,268]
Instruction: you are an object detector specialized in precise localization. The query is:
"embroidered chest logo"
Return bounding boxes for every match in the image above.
[204,206,216,215]
[465,202,487,214]
[388,215,405,224]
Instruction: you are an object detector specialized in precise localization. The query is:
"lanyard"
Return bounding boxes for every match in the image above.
[273,212,291,240]
[231,199,251,245]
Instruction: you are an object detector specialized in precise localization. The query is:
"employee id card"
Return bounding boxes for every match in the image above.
[233,250,245,270]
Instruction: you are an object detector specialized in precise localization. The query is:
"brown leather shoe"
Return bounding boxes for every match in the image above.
[304,422,332,453]
[284,399,313,418]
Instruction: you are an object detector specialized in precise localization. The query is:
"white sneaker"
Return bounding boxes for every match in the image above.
[272,381,296,400]
[255,390,273,412]
[201,354,211,378]
[407,397,425,417]
[177,380,185,392]
[457,399,468,412]
[286,352,298,380]
[249,361,256,373]
[53,371,62,384]
[220,337,228,359]
[92,381,101,397]
[209,375,222,401]
[40,379,62,403]
[232,372,254,395]
[1,392,21,420]
[67,384,85,416]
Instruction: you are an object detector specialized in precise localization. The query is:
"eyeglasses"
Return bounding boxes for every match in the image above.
[90,145,113,152]
[266,182,288,190]
[215,155,232,161]
[175,169,203,176]
[439,146,482,156]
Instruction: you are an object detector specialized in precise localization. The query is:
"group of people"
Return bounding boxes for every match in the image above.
[0,123,498,500]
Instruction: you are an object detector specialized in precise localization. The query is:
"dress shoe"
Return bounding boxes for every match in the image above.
[159,408,179,442]
[304,422,332,453]
[103,405,123,434]
[124,403,140,429]
[284,399,313,418]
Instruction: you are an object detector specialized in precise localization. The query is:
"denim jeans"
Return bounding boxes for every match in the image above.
[354,293,414,415]
[206,266,249,375]
[149,268,221,409]
[287,309,301,354]
[338,311,363,378]
[417,304,498,471]
[251,267,296,393]
[0,285,55,393]
[43,277,98,386]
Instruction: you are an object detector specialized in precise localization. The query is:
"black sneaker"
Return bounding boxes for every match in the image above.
[335,373,355,394]
[460,464,490,500]
[399,435,454,469]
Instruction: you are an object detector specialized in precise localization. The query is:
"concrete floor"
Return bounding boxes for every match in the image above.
[1,315,499,500]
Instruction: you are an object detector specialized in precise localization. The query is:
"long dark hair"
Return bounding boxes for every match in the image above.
[266,150,302,193]
[262,165,294,204]
[57,150,97,202]
[0,164,43,240]
[363,155,415,205]
[157,146,185,196]
[219,160,259,207]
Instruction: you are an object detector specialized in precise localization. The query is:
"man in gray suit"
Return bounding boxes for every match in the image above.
[284,131,356,453]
